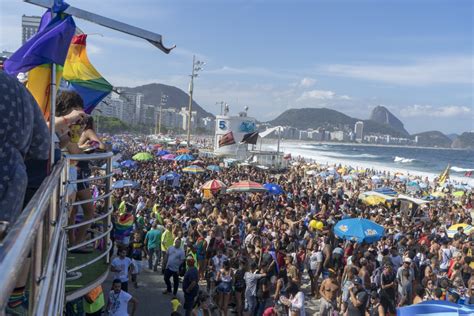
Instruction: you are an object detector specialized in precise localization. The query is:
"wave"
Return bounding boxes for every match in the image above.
[451,166,474,172]
[394,156,415,163]
[324,152,380,159]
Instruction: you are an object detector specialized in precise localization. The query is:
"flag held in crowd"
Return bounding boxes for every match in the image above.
[240,131,259,145]
[437,164,450,186]
[63,34,113,113]
[219,131,236,147]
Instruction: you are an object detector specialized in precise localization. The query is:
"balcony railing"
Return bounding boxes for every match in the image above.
[0,152,114,315]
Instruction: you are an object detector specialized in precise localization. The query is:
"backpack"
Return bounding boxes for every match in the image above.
[370,266,383,289]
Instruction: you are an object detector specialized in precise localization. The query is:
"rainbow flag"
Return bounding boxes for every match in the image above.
[437,164,450,186]
[63,34,112,113]
[114,213,134,240]
[3,10,76,121]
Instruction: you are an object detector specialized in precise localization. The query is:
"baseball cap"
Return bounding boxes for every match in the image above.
[353,276,363,285]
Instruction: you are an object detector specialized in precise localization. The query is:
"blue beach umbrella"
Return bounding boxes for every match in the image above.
[207,165,221,172]
[334,218,385,244]
[397,300,474,316]
[159,172,181,181]
[374,187,398,196]
[156,150,170,156]
[263,183,285,195]
[120,160,137,169]
[175,154,195,161]
[112,180,139,189]
[101,161,120,169]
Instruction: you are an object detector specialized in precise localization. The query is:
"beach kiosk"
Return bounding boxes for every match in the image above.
[214,107,257,159]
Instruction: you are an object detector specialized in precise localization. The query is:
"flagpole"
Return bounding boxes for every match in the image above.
[49,7,57,170]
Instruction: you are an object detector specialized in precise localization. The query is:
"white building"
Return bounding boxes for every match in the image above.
[331,131,349,142]
[95,91,123,120]
[22,15,41,44]
[179,107,197,131]
[354,121,364,142]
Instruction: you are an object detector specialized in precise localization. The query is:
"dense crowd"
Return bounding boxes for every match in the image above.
[98,134,474,316]
[2,72,473,316]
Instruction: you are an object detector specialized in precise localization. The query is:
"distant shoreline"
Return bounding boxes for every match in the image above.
[270,139,472,151]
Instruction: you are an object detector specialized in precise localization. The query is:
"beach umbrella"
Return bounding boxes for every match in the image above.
[263,183,285,195]
[153,144,162,149]
[374,187,398,196]
[175,154,195,161]
[156,150,170,156]
[431,191,446,198]
[334,218,385,244]
[132,152,153,161]
[453,191,465,198]
[176,148,190,154]
[191,160,205,166]
[120,160,137,168]
[397,300,474,316]
[227,180,268,193]
[101,161,120,169]
[183,165,205,174]
[201,179,226,194]
[447,223,473,238]
[159,172,181,181]
[112,180,139,189]
[207,165,221,172]
[161,154,176,161]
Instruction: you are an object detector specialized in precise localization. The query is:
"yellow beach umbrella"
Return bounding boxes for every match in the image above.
[447,223,473,238]
[453,191,465,198]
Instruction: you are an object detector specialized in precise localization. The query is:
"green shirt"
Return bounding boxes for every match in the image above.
[145,228,163,250]
[161,229,174,252]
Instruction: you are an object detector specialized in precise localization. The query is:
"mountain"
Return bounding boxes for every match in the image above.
[451,132,474,149]
[119,83,214,119]
[269,108,408,137]
[369,105,409,136]
[447,133,459,141]
[412,131,452,148]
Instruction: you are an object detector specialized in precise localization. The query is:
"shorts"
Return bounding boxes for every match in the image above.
[217,281,232,294]
[67,167,78,196]
[132,259,142,274]
[77,166,91,191]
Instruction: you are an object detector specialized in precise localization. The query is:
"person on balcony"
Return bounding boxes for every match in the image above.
[55,91,97,253]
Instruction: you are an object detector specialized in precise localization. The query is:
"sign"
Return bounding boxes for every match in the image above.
[218,120,227,130]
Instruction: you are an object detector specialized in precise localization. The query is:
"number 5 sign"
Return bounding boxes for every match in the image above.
[218,120,227,130]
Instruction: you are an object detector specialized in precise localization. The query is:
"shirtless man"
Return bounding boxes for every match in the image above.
[319,270,340,315]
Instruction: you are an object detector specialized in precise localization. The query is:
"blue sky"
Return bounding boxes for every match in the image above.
[1,0,473,134]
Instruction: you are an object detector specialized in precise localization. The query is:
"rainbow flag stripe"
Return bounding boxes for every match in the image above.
[63,34,112,114]
[115,213,134,238]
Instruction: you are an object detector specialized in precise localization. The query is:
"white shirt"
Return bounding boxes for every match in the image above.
[112,257,133,282]
[290,291,306,316]
[108,290,131,316]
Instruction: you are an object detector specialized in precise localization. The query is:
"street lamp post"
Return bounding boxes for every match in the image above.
[186,55,204,147]
[159,93,168,135]
[216,101,225,115]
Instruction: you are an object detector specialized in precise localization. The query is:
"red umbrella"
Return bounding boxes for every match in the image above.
[201,179,226,194]
[191,160,205,166]
[227,180,267,193]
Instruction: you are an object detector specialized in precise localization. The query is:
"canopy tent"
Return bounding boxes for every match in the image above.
[397,194,430,205]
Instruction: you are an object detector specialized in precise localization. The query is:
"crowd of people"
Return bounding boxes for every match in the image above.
[97,133,473,316]
[1,72,473,316]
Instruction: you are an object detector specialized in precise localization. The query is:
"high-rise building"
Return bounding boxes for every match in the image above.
[22,15,41,44]
[354,121,364,142]
[179,107,197,131]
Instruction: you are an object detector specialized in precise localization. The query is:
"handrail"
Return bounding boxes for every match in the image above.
[67,225,112,252]
[0,159,65,311]
[69,191,113,206]
[69,172,114,184]
[66,152,114,161]
[65,206,113,230]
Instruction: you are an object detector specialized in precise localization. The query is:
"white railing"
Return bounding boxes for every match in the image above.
[0,152,114,315]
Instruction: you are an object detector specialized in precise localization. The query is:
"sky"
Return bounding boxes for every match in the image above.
[0,0,473,134]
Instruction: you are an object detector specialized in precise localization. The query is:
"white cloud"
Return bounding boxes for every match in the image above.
[340,95,351,100]
[206,66,297,80]
[321,55,473,85]
[299,77,316,87]
[298,90,335,100]
[400,104,472,117]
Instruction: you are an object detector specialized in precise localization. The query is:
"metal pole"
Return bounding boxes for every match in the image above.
[187,55,195,147]
[158,106,162,134]
[50,65,56,169]
[105,155,113,264]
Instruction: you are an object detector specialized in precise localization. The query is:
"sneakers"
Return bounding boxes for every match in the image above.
[66,271,82,281]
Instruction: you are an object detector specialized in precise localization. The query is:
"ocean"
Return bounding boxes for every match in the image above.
[263,141,474,185]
